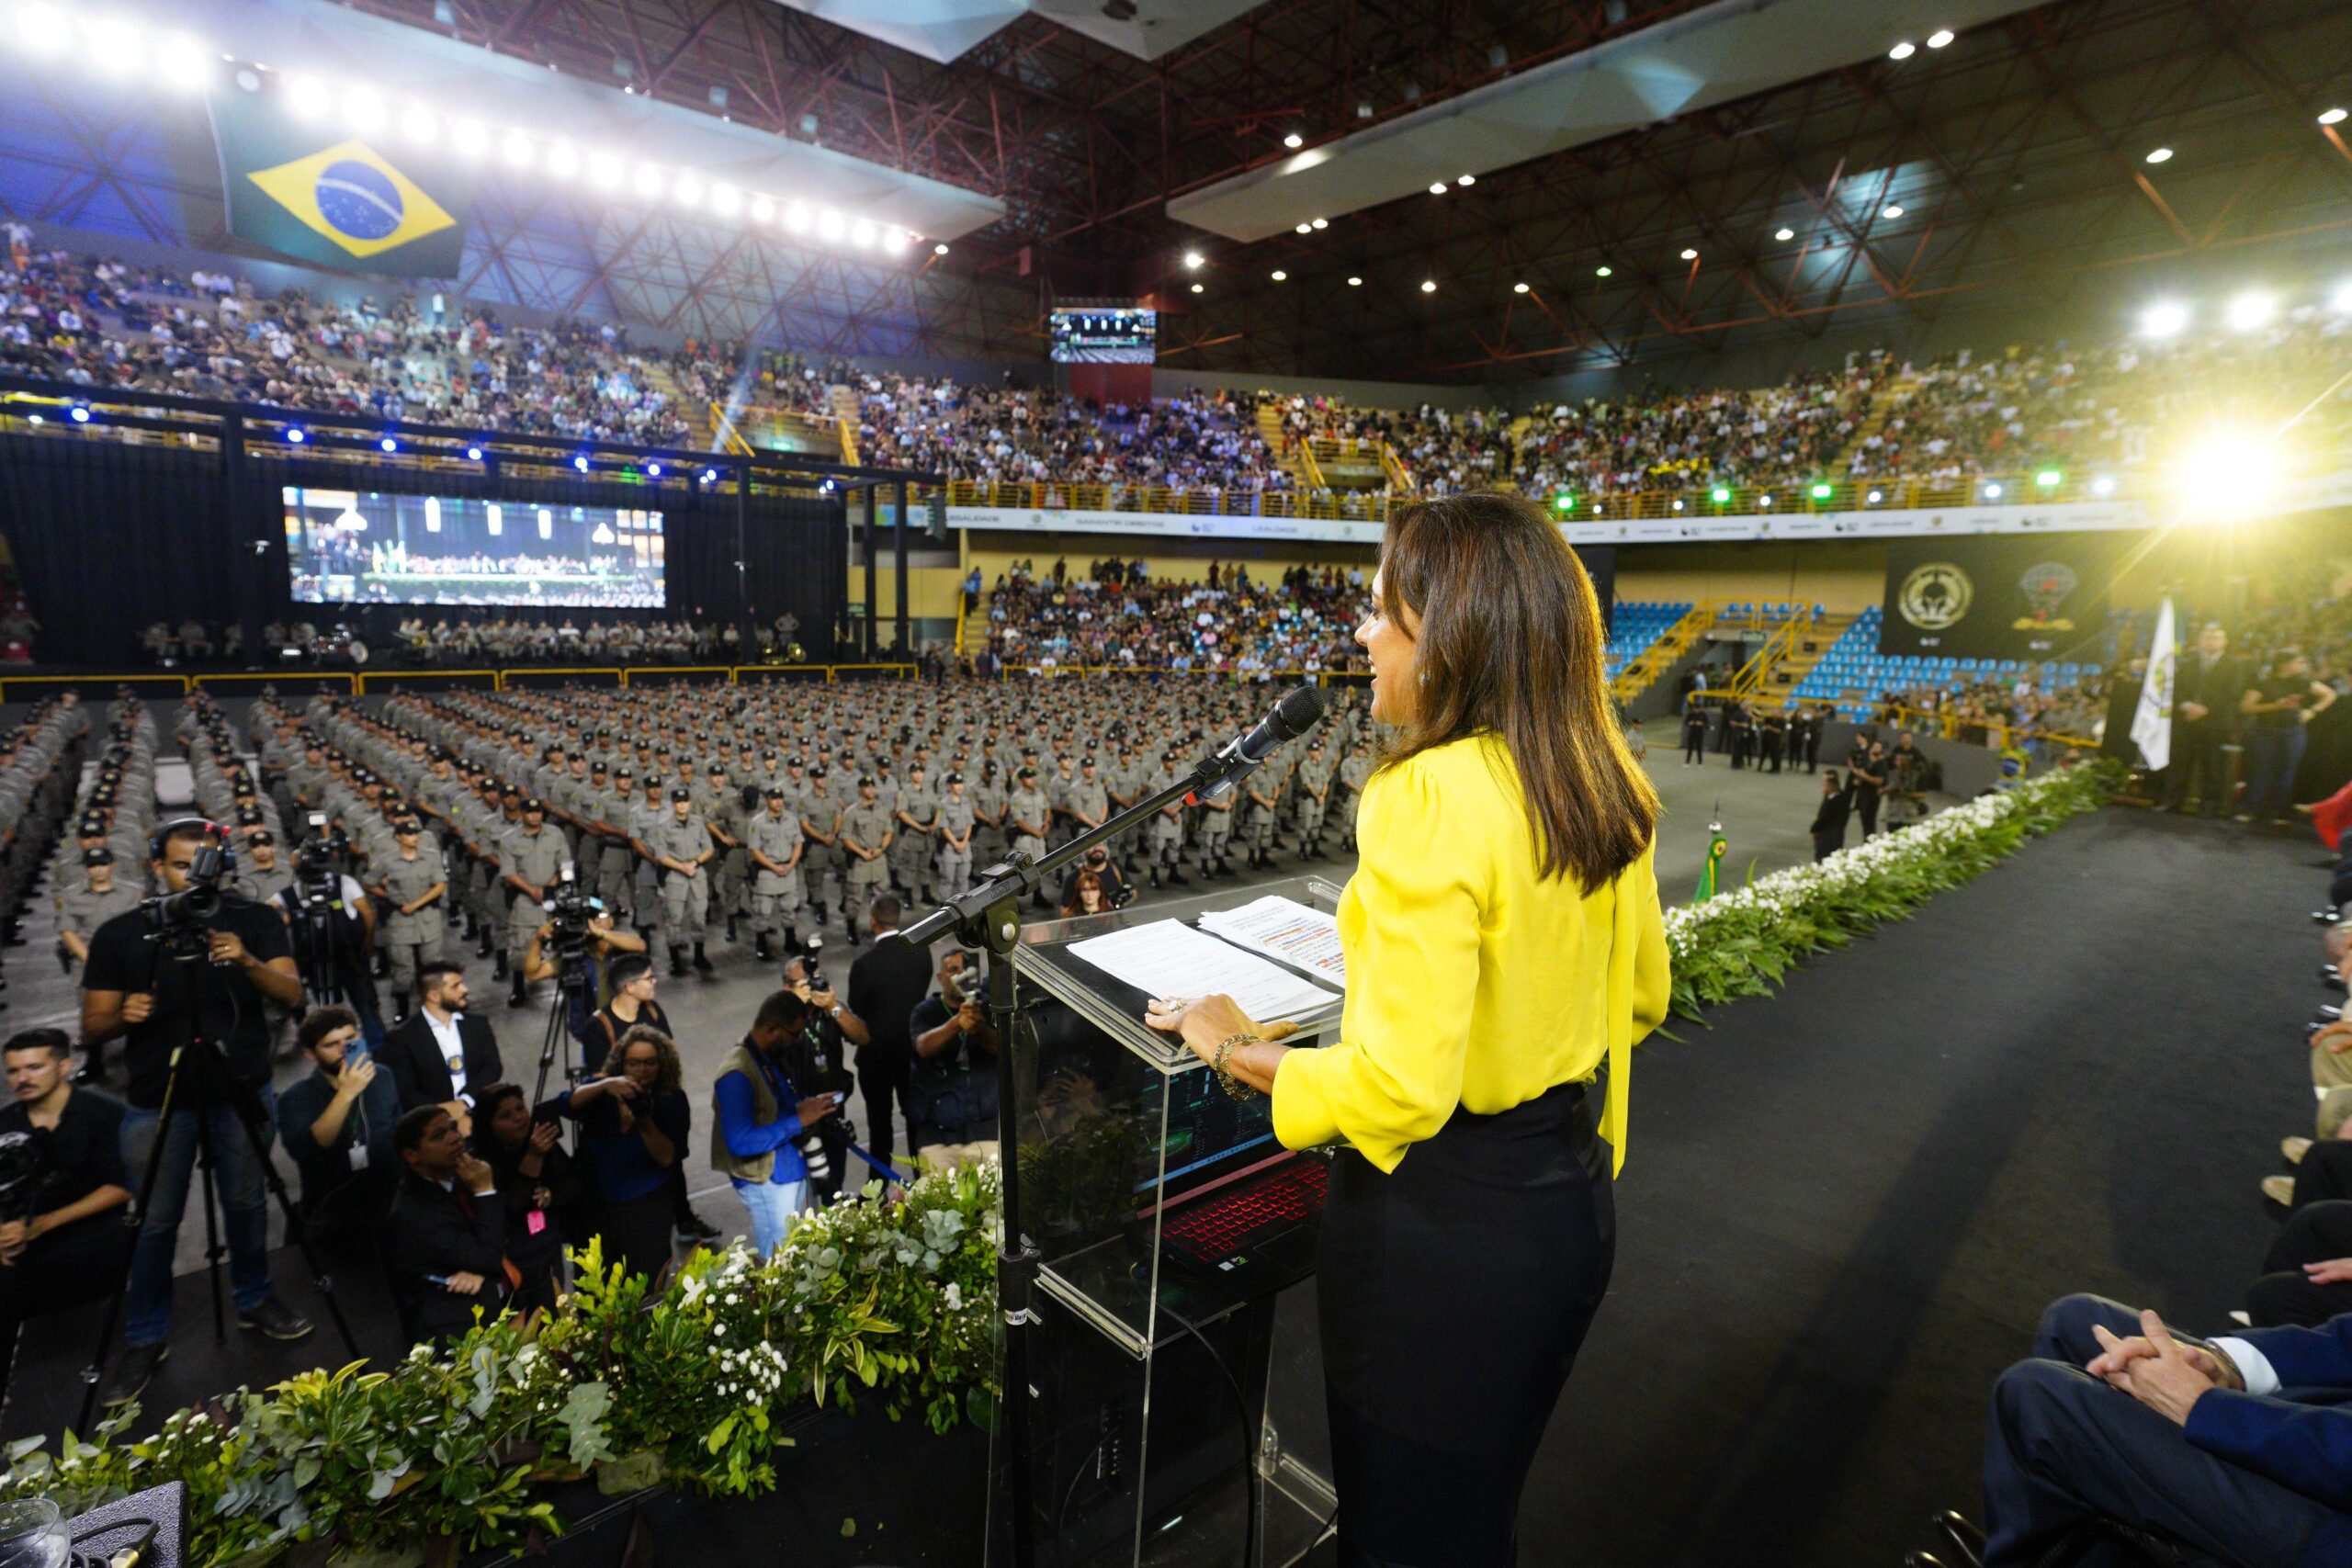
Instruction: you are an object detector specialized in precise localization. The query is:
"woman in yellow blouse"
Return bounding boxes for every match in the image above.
[1148,492,1670,1565]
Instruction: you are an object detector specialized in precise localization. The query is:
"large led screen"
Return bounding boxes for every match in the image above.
[284,488,665,607]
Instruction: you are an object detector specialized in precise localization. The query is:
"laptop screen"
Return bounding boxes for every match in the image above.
[1136,1065,1285,1205]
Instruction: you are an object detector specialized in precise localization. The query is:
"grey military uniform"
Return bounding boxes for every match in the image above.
[934,793,977,900]
[838,801,894,897]
[56,879,141,962]
[378,845,448,1000]
[1007,786,1052,863]
[744,807,807,942]
[892,784,938,897]
[649,809,715,952]
[502,824,569,970]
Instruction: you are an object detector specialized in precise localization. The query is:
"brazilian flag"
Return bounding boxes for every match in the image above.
[1693,821,1726,903]
[209,86,474,276]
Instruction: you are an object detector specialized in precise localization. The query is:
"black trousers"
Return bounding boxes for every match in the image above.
[1813,830,1844,862]
[1318,1080,1613,1566]
[1682,729,1704,763]
[2248,1199,2352,1327]
[1856,791,1881,838]
[2164,723,2230,812]
[859,1050,917,1170]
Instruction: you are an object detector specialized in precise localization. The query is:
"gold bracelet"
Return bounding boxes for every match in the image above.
[1212,1032,1263,1100]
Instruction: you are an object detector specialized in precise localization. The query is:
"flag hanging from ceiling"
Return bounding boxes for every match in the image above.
[208,85,475,276]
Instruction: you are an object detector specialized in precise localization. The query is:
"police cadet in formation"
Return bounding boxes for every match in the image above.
[745,785,807,962]
[373,817,447,1019]
[650,786,716,977]
[502,799,569,1007]
[838,777,893,944]
[933,773,976,902]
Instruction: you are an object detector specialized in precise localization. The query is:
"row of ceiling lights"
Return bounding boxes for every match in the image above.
[1,3,944,256]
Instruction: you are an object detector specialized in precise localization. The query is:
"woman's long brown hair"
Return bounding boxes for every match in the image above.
[1375,492,1660,890]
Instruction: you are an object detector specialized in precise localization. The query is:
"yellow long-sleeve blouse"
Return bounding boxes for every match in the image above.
[1270,731,1671,1175]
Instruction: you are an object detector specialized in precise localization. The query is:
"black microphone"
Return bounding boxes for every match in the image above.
[1193,686,1331,802]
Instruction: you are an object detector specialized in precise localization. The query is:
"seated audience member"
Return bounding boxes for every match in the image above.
[272,1006,401,1235]
[907,951,1000,1156]
[469,1083,582,1315]
[0,1029,131,1331]
[560,1026,690,1284]
[381,963,503,1120]
[1972,1292,2352,1565]
[713,990,841,1255]
[385,1104,514,1347]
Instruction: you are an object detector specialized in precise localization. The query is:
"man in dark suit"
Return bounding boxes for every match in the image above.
[2162,623,2245,816]
[384,1105,512,1346]
[844,895,935,1173]
[379,963,504,1122]
[1975,1292,2352,1564]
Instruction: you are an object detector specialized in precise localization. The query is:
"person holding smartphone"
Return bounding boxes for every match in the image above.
[712,990,842,1256]
[273,1006,401,1237]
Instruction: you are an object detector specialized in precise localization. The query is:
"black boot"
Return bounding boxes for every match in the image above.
[508,973,528,1008]
[725,914,739,942]
[693,942,714,976]
[1170,866,1190,886]
[754,933,774,962]
[492,950,509,981]
[1148,869,1160,889]
[372,951,390,979]
[475,931,493,959]
[669,946,689,978]
[391,990,408,1021]
[74,1044,106,1085]
[784,926,800,955]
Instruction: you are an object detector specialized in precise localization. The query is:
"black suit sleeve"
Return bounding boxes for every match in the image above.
[383,1020,433,1111]
[466,1018,504,1099]
[388,1184,509,1284]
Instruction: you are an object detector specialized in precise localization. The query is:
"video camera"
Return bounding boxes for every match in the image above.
[141,829,233,954]
[294,813,353,908]
[540,863,604,988]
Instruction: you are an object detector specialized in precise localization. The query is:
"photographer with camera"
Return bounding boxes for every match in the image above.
[906,951,1001,1158]
[82,819,311,1404]
[713,990,844,1254]
[780,948,860,1202]
[519,903,646,1049]
[0,1031,132,1347]
[274,816,382,1047]
[589,953,718,1246]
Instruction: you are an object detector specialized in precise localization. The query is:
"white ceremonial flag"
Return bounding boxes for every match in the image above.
[2132,596,2177,773]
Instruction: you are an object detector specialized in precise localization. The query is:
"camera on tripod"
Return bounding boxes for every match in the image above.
[141,830,233,953]
[541,863,604,981]
[293,812,353,914]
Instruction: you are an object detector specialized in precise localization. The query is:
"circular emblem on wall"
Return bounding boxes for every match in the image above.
[1898,560,1973,631]
[313,160,405,242]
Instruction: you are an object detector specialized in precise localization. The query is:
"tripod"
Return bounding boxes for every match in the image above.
[529,941,599,1109]
[76,918,362,1432]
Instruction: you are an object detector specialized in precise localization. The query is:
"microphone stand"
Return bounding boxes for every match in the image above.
[899,744,1290,1566]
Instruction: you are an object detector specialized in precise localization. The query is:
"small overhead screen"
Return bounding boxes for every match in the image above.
[1050,305,1157,364]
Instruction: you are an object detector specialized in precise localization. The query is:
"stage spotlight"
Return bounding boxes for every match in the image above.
[588,151,624,187]
[2036,469,2063,488]
[851,219,876,247]
[25,414,40,425]
[84,17,142,77]
[284,75,332,121]
[1758,493,1774,507]
[1554,494,1574,513]
[572,455,589,472]
[545,141,581,180]
[2145,146,2173,164]
[1671,499,1684,512]
[1775,226,1794,241]
[784,202,812,232]
[466,446,482,461]
[1883,204,1905,219]
[2175,428,2285,517]
[1679,247,1698,260]
[502,130,535,169]
[2141,300,2189,338]
[646,462,662,477]
[379,435,397,452]
[1430,183,1447,196]
[13,2,68,57]
[748,195,775,222]
[401,104,438,143]
[1866,489,1883,504]
[67,405,89,423]
[287,427,305,444]
[713,182,747,218]
[702,468,718,484]
[2226,290,2276,331]
[818,209,846,241]
[2092,475,2116,497]
[1346,276,1362,288]
[1191,283,1204,294]
[1983,481,2003,499]
[1295,222,1312,235]
[154,31,211,92]
[1419,279,1436,292]
[882,227,908,253]
[1926,28,1953,47]
[1513,282,1530,293]
[2322,108,2348,127]
[1810,482,1833,500]
[673,173,703,207]
[1712,487,1731,503]
[450,118,490,158]
[1596,265,1612,276]
[1311,217,1328,230]
[632,164,665,197]
[1283,131,1304,149]
[1183,252,1203,269]
[1271,270,1287,281]
[1888,40,1916,60]
[1456,174,1475,186]
[344,90,386,133]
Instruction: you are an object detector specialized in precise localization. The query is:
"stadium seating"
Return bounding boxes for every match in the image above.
[1605,602,1693,682]
[1786,607,2097,726]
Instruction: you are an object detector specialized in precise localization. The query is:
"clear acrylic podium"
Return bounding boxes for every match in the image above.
[987,874,1347,1568]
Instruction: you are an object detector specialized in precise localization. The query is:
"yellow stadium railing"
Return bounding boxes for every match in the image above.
[191,671,357,695]
[355,668,502,694]
[0,671,190,702]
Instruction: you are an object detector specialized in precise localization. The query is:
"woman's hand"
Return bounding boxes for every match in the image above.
[1145,994,1298,1068]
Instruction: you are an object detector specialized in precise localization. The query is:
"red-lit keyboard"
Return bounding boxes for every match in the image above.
[1158,1159,1330,1266]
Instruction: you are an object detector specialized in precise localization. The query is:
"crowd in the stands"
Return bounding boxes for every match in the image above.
[979,556,1372,674]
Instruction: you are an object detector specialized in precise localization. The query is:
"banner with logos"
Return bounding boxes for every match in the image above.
[1878,533,2128,660]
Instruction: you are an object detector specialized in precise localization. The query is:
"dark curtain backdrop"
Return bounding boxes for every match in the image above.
[0,436,847,665]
